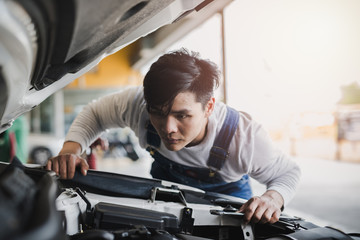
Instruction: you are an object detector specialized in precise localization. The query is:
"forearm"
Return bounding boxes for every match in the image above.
[252,153,301,207]
[65,105,104,152]
[265,164,301,207]
[65,94,121,152]
[65,88,143,152]
[247,125,301,207]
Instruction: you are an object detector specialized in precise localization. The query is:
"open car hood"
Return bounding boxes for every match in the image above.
[0,0,214,133]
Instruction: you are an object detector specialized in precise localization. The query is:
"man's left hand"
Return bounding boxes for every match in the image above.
[238,190,284,224]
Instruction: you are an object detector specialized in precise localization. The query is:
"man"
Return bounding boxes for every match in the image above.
[47,49,301,224]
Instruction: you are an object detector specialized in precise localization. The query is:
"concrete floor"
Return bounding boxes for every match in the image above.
[97,154,360,234]
[284,157,360,234]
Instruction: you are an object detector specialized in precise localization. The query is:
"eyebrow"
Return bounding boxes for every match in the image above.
[170,109,191,115]
[149,106,191,116]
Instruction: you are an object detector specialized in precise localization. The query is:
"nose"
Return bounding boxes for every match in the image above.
[164,116,177,134]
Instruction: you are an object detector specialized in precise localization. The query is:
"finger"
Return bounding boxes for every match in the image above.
[59,155,68,179]
[242,199,258,224]
[67,154,77,179]
[46,158,52,171]
[239,196,259,212]
[251,205,266,223]
[238,202,248,213]
[259,208,273,224]
[52,158,59,176]
[269,209,281,224]
[243,204,257,224]
[78,157,89,176]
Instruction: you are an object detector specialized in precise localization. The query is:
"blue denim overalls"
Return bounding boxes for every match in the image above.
[147,106,252,200]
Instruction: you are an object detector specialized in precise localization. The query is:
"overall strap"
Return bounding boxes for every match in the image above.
[207,106,239,172]
[146,121,161,148]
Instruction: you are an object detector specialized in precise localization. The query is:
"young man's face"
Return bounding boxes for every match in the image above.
[149,91,214,151]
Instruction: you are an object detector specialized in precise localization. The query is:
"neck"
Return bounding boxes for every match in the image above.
[186,118,208,147]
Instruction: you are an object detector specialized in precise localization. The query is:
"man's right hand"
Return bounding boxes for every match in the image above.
[46,141,89,179]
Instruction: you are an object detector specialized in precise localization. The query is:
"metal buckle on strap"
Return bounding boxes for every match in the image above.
[147,147,156,156]
[209,168,217,177]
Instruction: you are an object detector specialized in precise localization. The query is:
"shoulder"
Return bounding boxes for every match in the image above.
[212,102,257,129]
[212,102,227,124]
[102,86,145,110]
[90,86,143,107]
[111,86,144,100]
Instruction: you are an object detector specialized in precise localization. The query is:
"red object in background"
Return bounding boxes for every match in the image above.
[87,138,109,169]
[9,132,16,162]
[87,149,97,169]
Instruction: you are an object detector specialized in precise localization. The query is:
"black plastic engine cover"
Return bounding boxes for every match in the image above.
[93,202,179,232]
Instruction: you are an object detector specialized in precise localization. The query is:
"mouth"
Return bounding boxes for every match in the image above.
[164,137,181,145]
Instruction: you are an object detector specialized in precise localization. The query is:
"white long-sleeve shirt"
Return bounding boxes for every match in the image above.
[66,86,301,206]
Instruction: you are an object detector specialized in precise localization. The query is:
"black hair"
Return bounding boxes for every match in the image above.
[143,48,220,115]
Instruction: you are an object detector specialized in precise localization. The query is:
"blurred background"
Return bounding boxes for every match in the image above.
[2,0,359,234]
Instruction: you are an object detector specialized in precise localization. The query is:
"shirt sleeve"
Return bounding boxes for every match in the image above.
[246,123,301,206]
[65,86,146,153]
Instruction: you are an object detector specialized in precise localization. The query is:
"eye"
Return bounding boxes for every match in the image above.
[177,114,189,119]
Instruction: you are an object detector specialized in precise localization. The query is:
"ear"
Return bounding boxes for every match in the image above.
[205,97,215,118]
